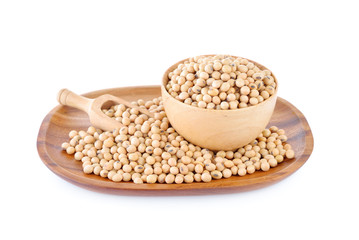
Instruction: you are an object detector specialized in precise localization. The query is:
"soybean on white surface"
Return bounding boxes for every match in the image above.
[0,1,358,240]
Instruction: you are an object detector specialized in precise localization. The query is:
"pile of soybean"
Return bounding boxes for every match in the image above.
[165,54,276,109]
[62,97,295,184]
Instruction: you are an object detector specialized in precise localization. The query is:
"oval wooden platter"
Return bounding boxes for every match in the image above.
[37,86,314,196]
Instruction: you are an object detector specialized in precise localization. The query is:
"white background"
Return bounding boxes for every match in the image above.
[1,0,358,239]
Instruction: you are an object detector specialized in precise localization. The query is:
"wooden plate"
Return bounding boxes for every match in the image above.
[37,86,314,196]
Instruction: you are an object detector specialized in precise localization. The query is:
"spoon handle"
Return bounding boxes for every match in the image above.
[57,88,93,113]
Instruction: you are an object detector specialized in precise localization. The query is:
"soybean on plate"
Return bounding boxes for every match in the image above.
[37,86,314,196]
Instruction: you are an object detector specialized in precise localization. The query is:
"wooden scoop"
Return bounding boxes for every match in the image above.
[57,89,154,131]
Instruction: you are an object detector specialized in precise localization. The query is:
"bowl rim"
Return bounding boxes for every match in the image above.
[162,54,278,112]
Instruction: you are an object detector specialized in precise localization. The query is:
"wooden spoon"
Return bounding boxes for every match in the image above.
[57,88,154,131]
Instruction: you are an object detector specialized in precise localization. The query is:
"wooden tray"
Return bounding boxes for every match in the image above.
[37,86,314,196]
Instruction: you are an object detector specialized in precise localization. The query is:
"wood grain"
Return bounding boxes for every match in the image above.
[37,85,314,196]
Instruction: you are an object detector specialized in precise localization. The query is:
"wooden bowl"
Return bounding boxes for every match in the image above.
[37,86,314,196]
[162,55,278,151]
